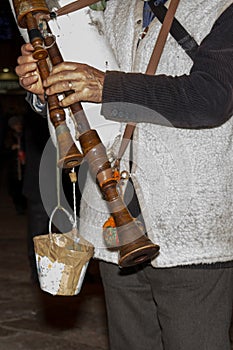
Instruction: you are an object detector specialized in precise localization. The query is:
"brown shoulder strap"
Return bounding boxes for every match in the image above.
[147,0,180,75]
[116,0,180,165]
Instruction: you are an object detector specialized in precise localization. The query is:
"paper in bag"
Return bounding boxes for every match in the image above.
[33,229,94,296]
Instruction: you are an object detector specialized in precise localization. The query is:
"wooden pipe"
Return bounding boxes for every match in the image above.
[13,0,83,168]
[13,0,160,267]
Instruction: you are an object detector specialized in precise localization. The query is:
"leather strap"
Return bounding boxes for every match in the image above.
[116,0,180,167]
[55,0,100,17]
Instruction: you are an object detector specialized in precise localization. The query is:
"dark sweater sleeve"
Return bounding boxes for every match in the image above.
[101,4,233,128]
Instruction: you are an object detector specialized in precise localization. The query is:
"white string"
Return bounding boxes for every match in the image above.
[49,206,75,234]
[56,145,61,208]
[71,167,77,229]
[48,146,76,234]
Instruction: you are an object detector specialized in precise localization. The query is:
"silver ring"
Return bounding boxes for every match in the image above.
[68,81,73,89]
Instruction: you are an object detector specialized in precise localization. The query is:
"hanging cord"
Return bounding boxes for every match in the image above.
[49,147,76,234]
[69,167,78,230]
[56,143,61,208]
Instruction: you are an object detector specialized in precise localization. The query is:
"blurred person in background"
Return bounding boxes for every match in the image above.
[4,115,26,214]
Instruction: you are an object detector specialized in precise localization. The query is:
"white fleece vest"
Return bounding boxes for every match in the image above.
[80,0,233,267]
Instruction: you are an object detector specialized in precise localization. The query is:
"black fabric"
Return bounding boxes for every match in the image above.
[124,178,141,218]
[148,1,199,60]
[102,4,233,129]
[123,138,145,224]
[22,107,51,201]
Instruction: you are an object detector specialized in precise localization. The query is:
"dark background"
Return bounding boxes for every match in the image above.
[0,0,25,117]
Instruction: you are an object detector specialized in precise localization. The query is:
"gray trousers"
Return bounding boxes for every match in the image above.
[99,261,233,350]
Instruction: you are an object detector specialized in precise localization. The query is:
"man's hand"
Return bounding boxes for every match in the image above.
[43,62,105,107]
[15,43,45,103]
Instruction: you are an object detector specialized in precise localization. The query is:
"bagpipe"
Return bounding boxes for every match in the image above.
[12,0,160,267]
